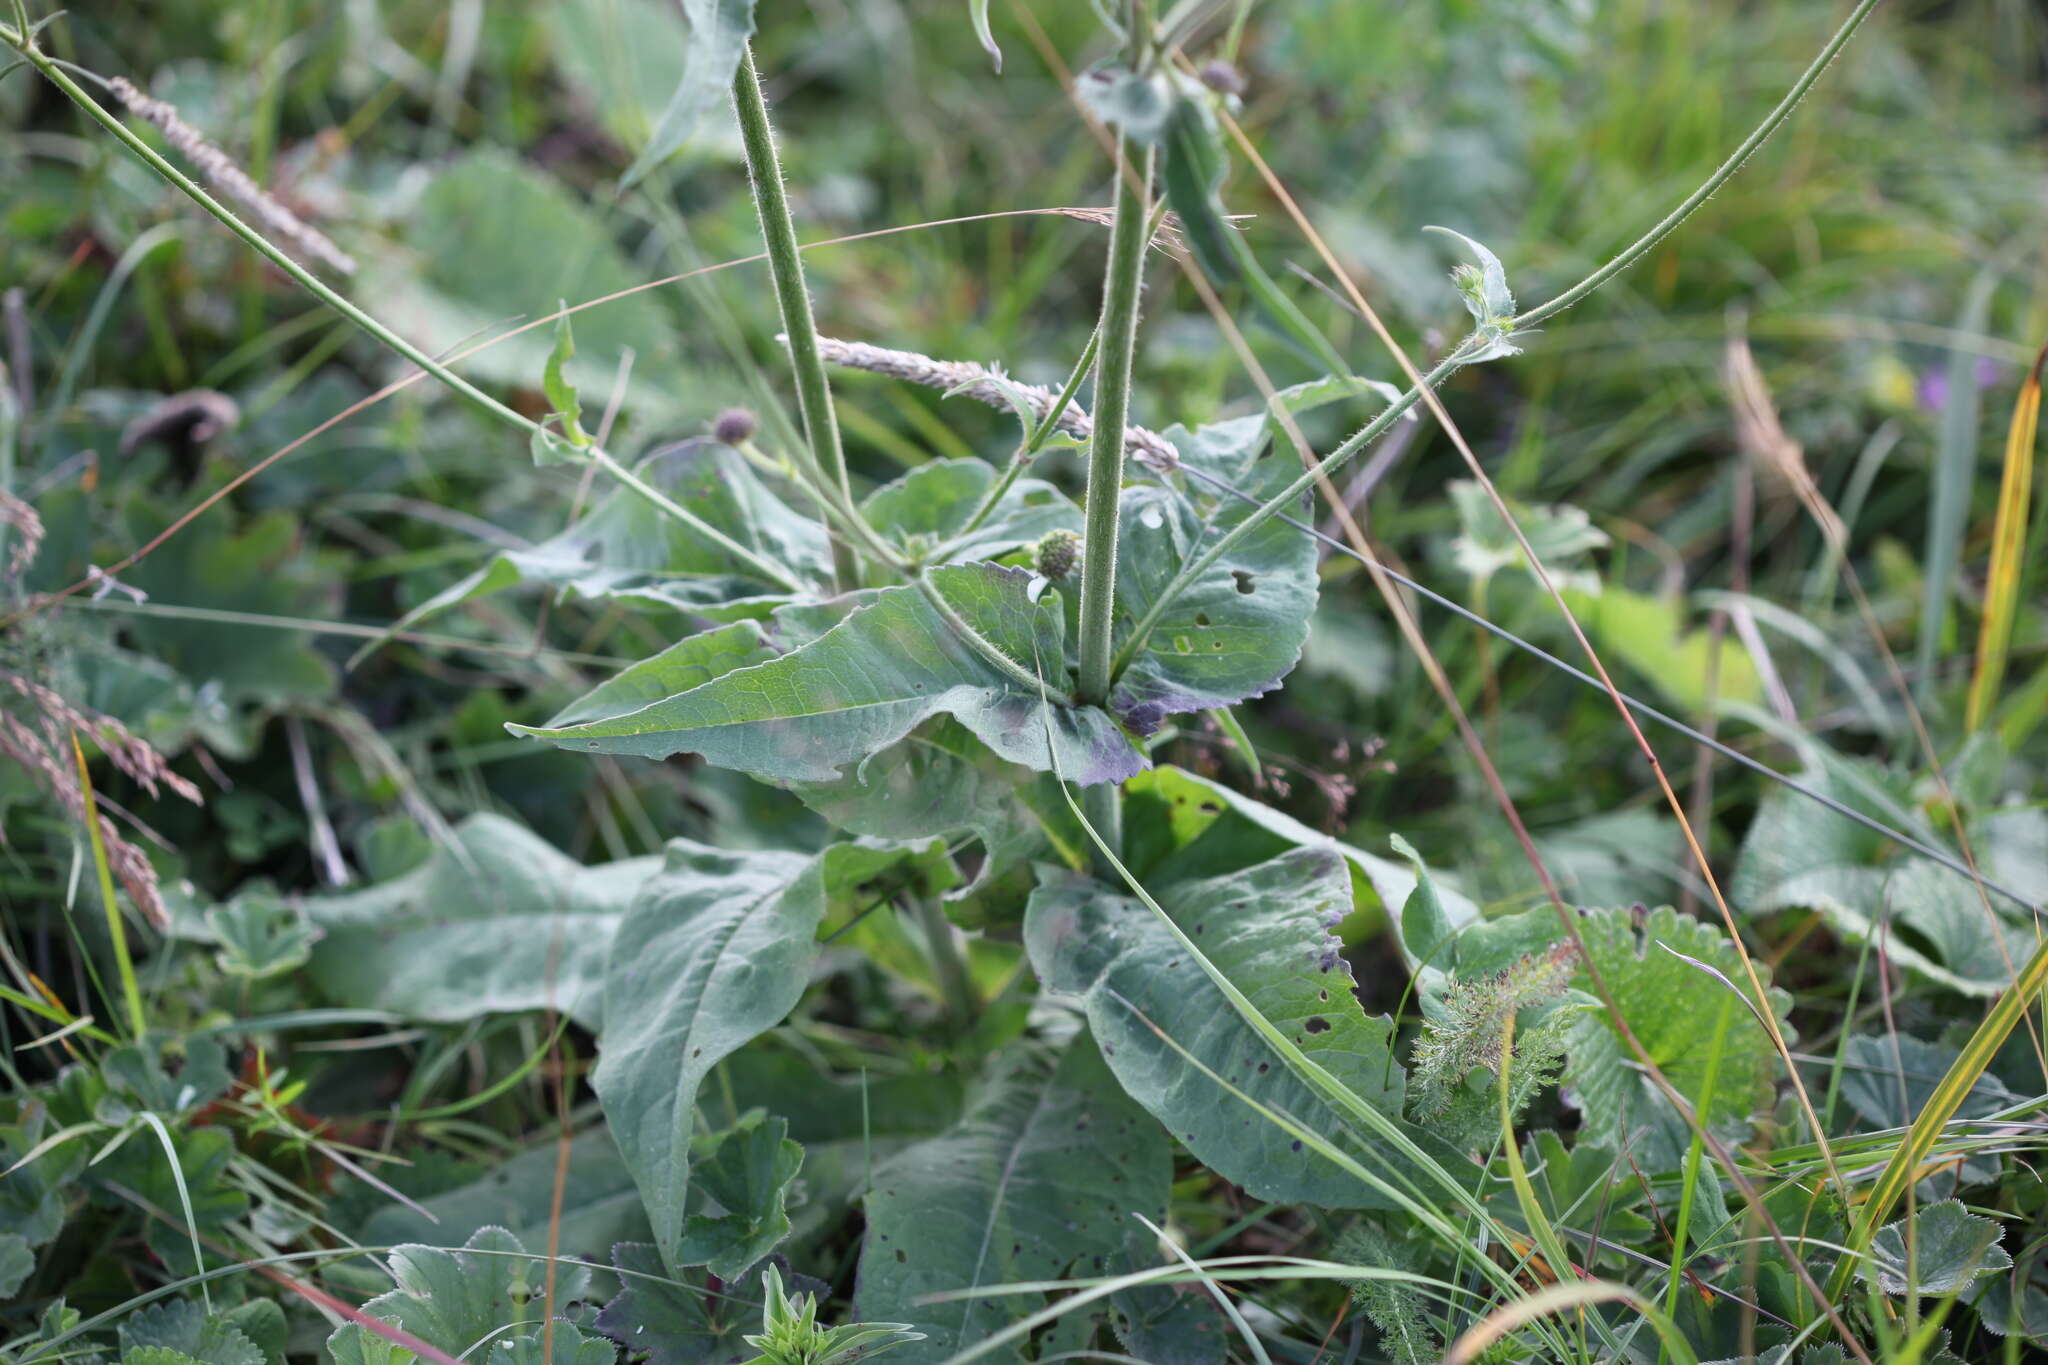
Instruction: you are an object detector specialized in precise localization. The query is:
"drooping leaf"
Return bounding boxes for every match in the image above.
[859,459,1080,566]
[512,562,1143,786]
[854,1037,1173,1363]
[1026,846,1437,1209]
[118,1303,262,1365]
[206,892,318,980]
[788,718,1086,927]
[324,1227,588,1365]
[305,815,662,1029]
[1160,83,1235,285]
[593,1243,762,1365]
[674,1113,803,1281]
[620,0,759,189]
[1862,1201,2012,1296]
[595,839,934,1272]
[1109,456,1319,731]
[548,0,741,164]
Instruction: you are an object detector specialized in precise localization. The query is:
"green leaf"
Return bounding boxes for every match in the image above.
[1160,85,1235,285]
[1110,459,1319,729]
[1835,1033,2014,1132]
[305,815,662,1029]
[363,150,682,409]
[99,1035,232,1115]
[323,1323,416,1365]
[788,718,1087,927]
[675,1112,803,1281]
[1570,585,1763,714]
[621,0,759,189]
[206,892,318,980]
[860,459,1081,565]
[1447,480,1608,592]
[967,0,1001,71]
[1423,225,1528,361]
[545,623,778,729]
[541,308,588,448]
[356,1130,653,1267]
[512,563,1142,786]
[368,443,827,658]
[1026,846,1430,1209]
[0,1234,33,1299]
[595,839,932,1272]
[1559,905,1792,1171]
[325,1228,586,1365]
[1862,1201,2012,1296]
[1390,832,1460,977]
[594,1245,787,1365]
[854,1037,1170,1363]
[1076,63,1175,142]
[118,1303,262,1365]
[92,1127,248,1276]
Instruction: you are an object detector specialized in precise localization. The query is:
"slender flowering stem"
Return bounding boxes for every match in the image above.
[734,45,861,590]
[1075,140,1153,707]
[9,33,805,593]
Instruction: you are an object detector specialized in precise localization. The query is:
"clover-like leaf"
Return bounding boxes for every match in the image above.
[206,892,319,980]
[1863,1201,2012,1296]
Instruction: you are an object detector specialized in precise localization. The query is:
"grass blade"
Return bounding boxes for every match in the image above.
[70,730,145,1039]
[1964,340,2047,731]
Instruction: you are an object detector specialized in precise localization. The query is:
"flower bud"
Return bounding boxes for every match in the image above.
[712,407,757,445]
[1034,529,1081,581]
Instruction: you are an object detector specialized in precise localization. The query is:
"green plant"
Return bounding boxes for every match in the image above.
[6,2,2048,1364]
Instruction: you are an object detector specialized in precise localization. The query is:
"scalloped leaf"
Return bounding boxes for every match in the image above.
[1863,1201,2012,1296]
[511,562,1143,786]
[323,1227,590,1365]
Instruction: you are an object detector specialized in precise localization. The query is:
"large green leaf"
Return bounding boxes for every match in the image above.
[1108,457,1318,730]
[305,815,661,1029]
[594,839,932,1272]
[854,1038,1173,1364]
[362,150,682,410]
[1026,846,1430,1209]
[511,562,1142,785]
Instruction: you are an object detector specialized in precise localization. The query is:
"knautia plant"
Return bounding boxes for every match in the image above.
[6,3,2048,1365]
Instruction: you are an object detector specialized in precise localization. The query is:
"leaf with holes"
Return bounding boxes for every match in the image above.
[1108,456,1319,732]
[511,562,1142,785]
[853,1037,1171,1364]
[1026,844,1443,1209]
[306,815,661,1030]
[596,839,935,1273]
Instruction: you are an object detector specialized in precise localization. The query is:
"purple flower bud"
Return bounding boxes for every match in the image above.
[712,407,757,445]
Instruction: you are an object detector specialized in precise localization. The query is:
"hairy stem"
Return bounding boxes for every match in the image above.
[1076,140,1153,706]
[733,45,860,590]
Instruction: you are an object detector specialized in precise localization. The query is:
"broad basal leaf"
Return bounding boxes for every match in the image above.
[595,839,933,1273]
[511,562,1142,785]
[362,149,682,408]
[1026,846,1430,1209]
[1862,1201,2012,1297]
[1108,454,1318,730]
[860,459,1081,566]
[854,1037,1173,1364]
[305,815,662,1029]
